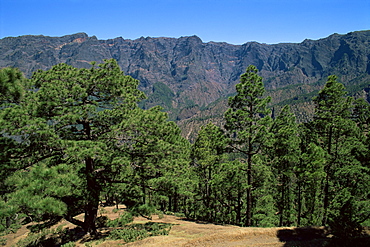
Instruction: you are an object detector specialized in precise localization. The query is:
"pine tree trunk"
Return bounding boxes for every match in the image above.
[280,177,285,227]
[236,190,242,225]
[322,126,333,226]
[83,121,99,235]
[246,155,253,226]
[169,196,172,212]
[84,157,99,235]
[280,173,289,226]
[84,201,98,235]
[174,193,178,212]
[322,174,330,226]
[297,181,302,227]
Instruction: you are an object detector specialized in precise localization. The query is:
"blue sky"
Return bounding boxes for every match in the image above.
[0,0,369,44]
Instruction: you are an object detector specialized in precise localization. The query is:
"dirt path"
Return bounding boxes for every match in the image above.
[121,215,286,247]
[95,206,288,247]
[4,205,354,247]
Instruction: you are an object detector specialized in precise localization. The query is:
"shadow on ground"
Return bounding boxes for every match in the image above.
[17,221,174,246]
[277,226,370,247]
[18,226,90,246]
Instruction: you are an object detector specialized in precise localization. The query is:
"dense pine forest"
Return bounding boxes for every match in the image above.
[0,59,369,245]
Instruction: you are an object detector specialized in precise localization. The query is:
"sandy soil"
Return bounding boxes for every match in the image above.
[3,205,368,247]
[122,215,286,247]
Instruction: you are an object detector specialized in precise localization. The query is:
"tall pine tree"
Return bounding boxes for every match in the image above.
[191,122,227,222]
[270,105,301,226]
[311,75,369,230]
[224,65,272,226]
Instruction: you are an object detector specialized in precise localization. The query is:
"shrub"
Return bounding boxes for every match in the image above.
[109,228,148,242]
[95,216,108,228]
[108,222,172,242]
[16,226,65,247]
[106,212,133,227]
[61,242,76,247]
[0,238,6,246]
[132,204,156,219]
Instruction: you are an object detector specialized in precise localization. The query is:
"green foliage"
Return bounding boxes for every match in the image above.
[108,222,172,242]
[107,212,134,227]
[190,123,229,223]
[0,238,6,246]
[224,65,273,226]
[61,242,76,247]
[109,228,148,242]
[0,68,29,237]
[0,59,189,235]
[140,82,175,111]
[131,204,156,219]
[1,61,369,241]
[5,162,78,221]
[310,75,369,227]
[298,142,326,226]
[352,97,370,134]
[252,158,279,227]
[0,197,22,233]
[328,199,364,239]
[269,105,301,226]
[16,225,66,247]
[313,75,352,122]
[186,70,369,234]
[0,67,28,103]
[275,90,319,107]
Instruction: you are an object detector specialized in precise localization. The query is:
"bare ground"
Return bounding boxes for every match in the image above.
[3,205,369,247]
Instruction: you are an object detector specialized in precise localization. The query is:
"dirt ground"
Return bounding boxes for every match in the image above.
[3,205,369,247]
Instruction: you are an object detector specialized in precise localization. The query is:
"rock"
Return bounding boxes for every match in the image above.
[1,30,370,138]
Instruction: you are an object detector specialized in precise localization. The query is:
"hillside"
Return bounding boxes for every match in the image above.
[1,30,370,136]
[1,32,370,245]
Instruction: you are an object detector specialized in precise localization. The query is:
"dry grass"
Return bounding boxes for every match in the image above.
[3,205,369,247]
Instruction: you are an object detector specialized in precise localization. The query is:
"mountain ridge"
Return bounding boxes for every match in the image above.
[1,30,369,87]
[1,30,370,139]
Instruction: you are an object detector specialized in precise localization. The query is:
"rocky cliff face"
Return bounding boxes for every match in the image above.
[1,30,370,131]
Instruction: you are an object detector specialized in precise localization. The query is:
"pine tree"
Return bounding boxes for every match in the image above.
[191,122,227,222]
[0,67,29,232]
[312,75,350,225]
[270,105,301,226]
[299,142,326,226]
[109,106,190,216]
[352,98,370,165]
[0,60,188,235]
[311,75,370,229]
[0,67,27,104]
[224,65,272,226]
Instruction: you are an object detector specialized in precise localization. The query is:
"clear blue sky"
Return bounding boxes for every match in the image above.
[0,0,369,44]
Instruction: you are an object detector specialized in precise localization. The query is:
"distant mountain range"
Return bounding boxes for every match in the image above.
[1,31,370,140]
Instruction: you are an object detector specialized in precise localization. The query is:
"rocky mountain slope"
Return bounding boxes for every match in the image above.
[1,30,370,138]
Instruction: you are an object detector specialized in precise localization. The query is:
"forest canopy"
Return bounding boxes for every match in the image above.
[0,61,369,243]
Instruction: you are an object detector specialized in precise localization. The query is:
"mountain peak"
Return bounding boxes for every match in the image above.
[1,30,370,106]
